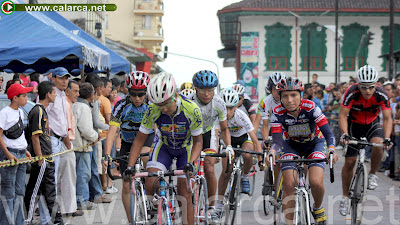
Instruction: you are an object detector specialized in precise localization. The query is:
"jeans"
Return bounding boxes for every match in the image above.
[0,149,26,225]
[89,144,103,201]
[75,152,91,206]
[102,139,116,169]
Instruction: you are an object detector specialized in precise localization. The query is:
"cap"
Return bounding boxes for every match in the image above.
[71,69,81,76]
[52,67,71,77]
[233,80,245,86]
[23,68,35,75]
[43,69,54,75]
[7,83,33,100]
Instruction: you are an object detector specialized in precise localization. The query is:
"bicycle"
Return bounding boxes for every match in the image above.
[134,169,191,225]
[107,153,150,225]
[343,137,385,225]
[273,153,334,225]
[192,151,227,225]
[221,147,263,225]
[261,137,275,216]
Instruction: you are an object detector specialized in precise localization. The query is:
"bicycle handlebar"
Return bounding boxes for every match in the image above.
[276,158,328,164]
[231,147,264,156]
[107,152,150,180]
[347,140,384,148]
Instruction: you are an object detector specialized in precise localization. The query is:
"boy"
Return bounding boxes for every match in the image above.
[0,83,33,225]
[24,81,64,224]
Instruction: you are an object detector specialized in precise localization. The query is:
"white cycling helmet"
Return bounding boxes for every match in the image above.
[147,72,176,104]
[180,88,196,100]
[233,84,245,96]
[220,88,239,107]
[266,72,287,94]
[357,65,378,85]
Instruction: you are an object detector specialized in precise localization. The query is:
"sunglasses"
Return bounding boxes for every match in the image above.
[359,85,375,90]
[156,96,175,110]
[130,92,146,97]
[198,88,215,94]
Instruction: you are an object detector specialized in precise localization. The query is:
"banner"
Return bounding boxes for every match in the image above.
[240,32,259,103]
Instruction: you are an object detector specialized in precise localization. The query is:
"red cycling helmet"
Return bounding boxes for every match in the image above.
[276,77,304,93]
[126,71,150,90]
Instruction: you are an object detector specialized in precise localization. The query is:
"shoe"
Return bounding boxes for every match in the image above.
[77,202,97,210]
[367,174,378,190]
[208,208,221,224]
[312,207,327,225]
[241,176,251,194]
[92,194,112,203]
[339,197,349,216]
[392,176,400,181]
[365,158,370,163]
[377,167,386,173]
[62,209,84,217]
[105,185,118,194]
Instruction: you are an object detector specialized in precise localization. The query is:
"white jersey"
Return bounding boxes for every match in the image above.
[193,94,227,134]
[227,109,254,137]
[257,94,280,121]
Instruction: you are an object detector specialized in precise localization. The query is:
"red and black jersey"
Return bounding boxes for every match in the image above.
[341,84,391,125]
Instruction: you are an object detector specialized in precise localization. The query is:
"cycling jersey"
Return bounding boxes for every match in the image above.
[238,99,256,117]
[140,95,203,148]
[270,99,335,151]
[109,95,150,143]
[257,94,280,121]
[227,109,254,137]
[341,84,391,125]
[192,94,227,134]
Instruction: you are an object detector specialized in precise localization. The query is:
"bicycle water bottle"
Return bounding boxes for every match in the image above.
[160,181,166,196]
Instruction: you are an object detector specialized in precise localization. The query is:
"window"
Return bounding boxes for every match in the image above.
[142,15,151,29]
[381,24,400,71]
[265,23,292,71]
[299,23,327,71]
[341,23,369,71]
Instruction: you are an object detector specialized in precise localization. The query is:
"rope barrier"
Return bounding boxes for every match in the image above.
[0,137,106,168]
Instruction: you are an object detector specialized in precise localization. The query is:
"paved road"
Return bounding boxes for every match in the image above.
[61,148,400,224]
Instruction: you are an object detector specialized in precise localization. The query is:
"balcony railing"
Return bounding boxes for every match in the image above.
[134,0,164,15]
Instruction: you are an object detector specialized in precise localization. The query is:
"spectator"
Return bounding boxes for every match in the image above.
[109,85,121,107]
[72,82,100,210]
[24,81,64,225]
[349,79,357,86]
[20,69,33,87]
[118,80,128,99]
[312,73,319,83]
[58,80,83,216]
[0,75,4,94]
[111,77,121,92]
[312,90,323,110]
[377,77,388,87]
[0,83,33,225]
[39,69,53,83]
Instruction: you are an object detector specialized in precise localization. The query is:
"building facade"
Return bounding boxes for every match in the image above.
[218,0,400,101]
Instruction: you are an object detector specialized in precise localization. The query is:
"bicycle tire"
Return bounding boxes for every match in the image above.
[262,167,273,216]
[250,166,256,196]
[158,198,173,225]
[350,164,367,225]
[222,171,240,225]
[193,177,209,225]
[294,191,309,225]
[274,172,284,225]
[168,187,179,224]
[132,181,148,225]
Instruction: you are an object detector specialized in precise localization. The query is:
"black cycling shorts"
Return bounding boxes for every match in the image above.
[120,133,155,174]
[346,119,384,157]
[231,133,252,148]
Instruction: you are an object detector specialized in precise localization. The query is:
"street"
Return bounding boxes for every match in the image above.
[60,148,400,225]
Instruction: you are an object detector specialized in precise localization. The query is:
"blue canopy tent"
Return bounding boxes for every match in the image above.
[42,11,130,76]
[0,4,110,74]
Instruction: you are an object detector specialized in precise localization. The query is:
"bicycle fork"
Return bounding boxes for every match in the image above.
[294,187,312,225]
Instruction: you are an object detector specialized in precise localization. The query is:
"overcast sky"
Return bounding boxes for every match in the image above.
[157,0,241,89]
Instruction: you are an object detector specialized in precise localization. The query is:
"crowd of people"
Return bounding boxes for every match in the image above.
[0,64,397,225]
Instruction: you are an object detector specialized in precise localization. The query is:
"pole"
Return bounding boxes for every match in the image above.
[162,50,221,92]
[335,0,339,83]
[355,34,366,72]
[389,0,394,80]
[307,26,311,83]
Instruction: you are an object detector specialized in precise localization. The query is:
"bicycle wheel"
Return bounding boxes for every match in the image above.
[224,171,241,225]
[274,172,284,225]
[294,191,309,225]
[262,167,273,216]
[350,164,367,225]
[158,198,173,225]
[193,177,208,225]
[132,181,148,224]
[249,166,256,196]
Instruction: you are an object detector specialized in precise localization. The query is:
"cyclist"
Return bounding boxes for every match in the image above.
[180,81,195,91]
[103,71,153,223]
[180,88,196,101]
[267,77,338,225]
[217,88,262,198]
[125,72,203,225]
[338,65,392,216]
[232,84,256,122]
[191,70,233,223]
[255,72,286,144]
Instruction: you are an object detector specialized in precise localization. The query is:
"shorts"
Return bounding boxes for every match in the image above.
[119,133,155,174]
[231,133,253,148]
[346,120,384,157]
[279,138,327,171]
[147,135,191,177]
[203,129,217,153]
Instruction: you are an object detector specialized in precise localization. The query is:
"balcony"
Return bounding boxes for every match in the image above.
[134,1,164,16]
[133,29,164,43]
